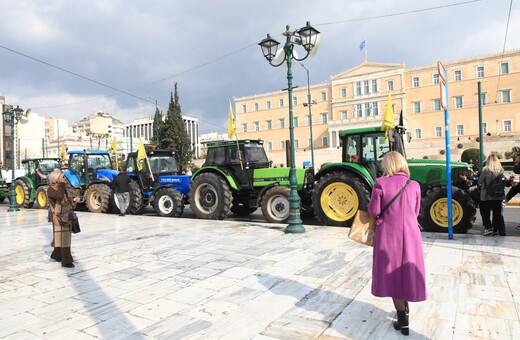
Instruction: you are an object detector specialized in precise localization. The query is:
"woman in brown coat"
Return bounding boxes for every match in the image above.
[48,168,80,268]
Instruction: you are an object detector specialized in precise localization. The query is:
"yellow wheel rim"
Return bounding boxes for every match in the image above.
[430,198,463,227]
[37,191,47,207]
[15,185,24,205]
[320,182,359,222]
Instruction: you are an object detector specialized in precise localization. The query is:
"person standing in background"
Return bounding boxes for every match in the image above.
[479,154,506,236]
[113,167,131,216]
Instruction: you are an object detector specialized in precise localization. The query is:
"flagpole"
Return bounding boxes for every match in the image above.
[230,99,244,170]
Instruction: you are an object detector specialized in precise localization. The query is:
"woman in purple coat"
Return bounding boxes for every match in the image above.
[367,152,427,336]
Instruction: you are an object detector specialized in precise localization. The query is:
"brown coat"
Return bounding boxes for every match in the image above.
[48,172,76,247]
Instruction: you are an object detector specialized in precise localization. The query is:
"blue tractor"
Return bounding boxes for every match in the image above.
[63,150,118,213]
[124,149,190,217]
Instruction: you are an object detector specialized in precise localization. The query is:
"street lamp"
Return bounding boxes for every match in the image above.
[148,96,160,145]
[259,21,320,234]
[300,63,316,170]
[2,105,24,212]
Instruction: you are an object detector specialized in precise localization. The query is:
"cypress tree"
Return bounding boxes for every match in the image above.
[152,107,163,146]
[159,83,193,165]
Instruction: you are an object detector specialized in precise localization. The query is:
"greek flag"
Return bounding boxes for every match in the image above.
[359,40,366,51]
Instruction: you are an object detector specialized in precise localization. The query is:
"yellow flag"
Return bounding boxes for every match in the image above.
[60,144,66,161]
[228,99,235,139]
[111,137,117,154]
[137,139,147,171]
[382,93,395,139]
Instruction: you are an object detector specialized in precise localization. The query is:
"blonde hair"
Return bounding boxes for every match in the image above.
[484,154,503,175]
[382,151,410,177]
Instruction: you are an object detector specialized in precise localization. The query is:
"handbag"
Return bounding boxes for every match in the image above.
[348,179,411,246]
[57,211,81,234]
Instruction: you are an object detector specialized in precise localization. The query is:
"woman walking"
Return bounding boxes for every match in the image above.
[48,167,80,268]
[478,154,506,236]
[367,151,427,336]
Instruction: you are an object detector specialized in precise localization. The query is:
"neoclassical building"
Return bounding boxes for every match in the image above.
[234,49,520,166]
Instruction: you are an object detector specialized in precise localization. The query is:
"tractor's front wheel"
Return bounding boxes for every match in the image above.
[85,183,111,213]
[154,188,183,217]
[261,186,290,223]
[34,185,49,209]
[189,173,232,220]
[419,186,476,233]
[312,172,370,227]
[15,179,33,208]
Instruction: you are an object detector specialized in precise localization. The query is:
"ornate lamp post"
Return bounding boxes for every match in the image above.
[259,22,320,234]
[300,63,316,170]
[2,105,24,212]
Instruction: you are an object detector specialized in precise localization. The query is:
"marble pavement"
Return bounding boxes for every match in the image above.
[1,205,520,340]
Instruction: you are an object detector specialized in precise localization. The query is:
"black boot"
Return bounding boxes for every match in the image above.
[405,301,409,315]
[61,247,75,268]
[393,310,409,336]
[50,247,62,262]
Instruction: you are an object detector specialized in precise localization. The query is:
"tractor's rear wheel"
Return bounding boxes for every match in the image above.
[34,185,49,209]
[419,186,476,233]
[189,173,232,220]
[154,188,183,217]
[85,183,111,213]
[15,179,33,208]
[261,186,290,223]
[128,180,144,215]
[313,171,370,227]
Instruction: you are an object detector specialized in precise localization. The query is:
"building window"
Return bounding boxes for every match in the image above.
[435,126,442,137]
[501,62,509,75]
[294,139,299,148]
[371,79,378,93]
[280,141,286,150]
[355,104,362,118]
[501,90,511,103]
[341,88,347,98]
[454,70,462,81]
[293,96,298,105]
[432,74,440,85]
[477,66,485,78]
[279,98,284,107]
[456,124,464,136]
[266,120,272,130]
[306,115,311,125]
[355,82,362,95]
[242,123,247,132]
[254,121,259,132]
[387,80,394,91]
[454,96,464,108]
[482,122,487,134]
[308,137,312,147]
[433,99,441,111]
[414,128,422,139]
[364,103,371,116]
[363,80,369,94]
[242,104,247,113]
[254,102,259,111]
[413,101,421,113]
[321,113,328,124]
[322,136,329,147]
[293,117,299,127]
[340,110,348,119]
[266,100,271,109]
[372,102,379,116]
[320,91,327,101]
[412,77,419,88]
[278,118,285,129]
[503,120,512,132]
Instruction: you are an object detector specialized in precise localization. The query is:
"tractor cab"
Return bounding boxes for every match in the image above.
[21,158,62,187]
[66,150,116,187]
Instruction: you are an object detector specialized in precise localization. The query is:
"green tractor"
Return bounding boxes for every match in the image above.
[0,170,9,203]
[312,126,476,233]
[189,140,314,223]
[14,158,62,208]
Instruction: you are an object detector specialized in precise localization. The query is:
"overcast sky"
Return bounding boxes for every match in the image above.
[1,0,518,134]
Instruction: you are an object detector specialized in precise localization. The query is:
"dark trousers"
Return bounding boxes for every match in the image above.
[480,200,506,235]
[506,185,519,202]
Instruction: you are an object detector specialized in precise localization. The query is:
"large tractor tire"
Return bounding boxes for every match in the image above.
[15,179,33,208]
[128,180,144,215]
[230,203,257,216]
[261,186,290,223]
[154,188,183,217]
[85,183,111,213]
[189,173,232,220]
[313,171,370,227]
[419,186,476,233]
[34,185,49,209]
[0,196,5,203]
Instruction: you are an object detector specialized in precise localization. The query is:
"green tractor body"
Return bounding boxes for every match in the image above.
[189,139,314,223]
[14,158,62,208]
[312,126,476,233]
[0,170,10,203]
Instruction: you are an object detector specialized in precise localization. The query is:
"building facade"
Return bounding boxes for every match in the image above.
[234,50,520,166]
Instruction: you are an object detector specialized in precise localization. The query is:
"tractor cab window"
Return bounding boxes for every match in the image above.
[69,154,85,175]
[87,154,112,170]
[126,156,137,173]
[39,160,60,175]
[391,128,407,158]
[244,144,269,166]
[25,161,35,176]
[149,156,179,174]
[228,147,245,166]
[206,147,226,165]
[344,136,361,162]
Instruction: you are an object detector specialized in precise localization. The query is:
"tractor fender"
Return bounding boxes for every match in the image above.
[15,176,35,191]
[149,185,181,200]
[191,167,238,190]
[314,163,374,189]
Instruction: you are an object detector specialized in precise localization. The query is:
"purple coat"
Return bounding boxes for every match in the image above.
[367,172,427,302]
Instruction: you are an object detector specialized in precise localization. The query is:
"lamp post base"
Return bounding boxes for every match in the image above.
[284,192,305,234]
[7,189,20,212]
